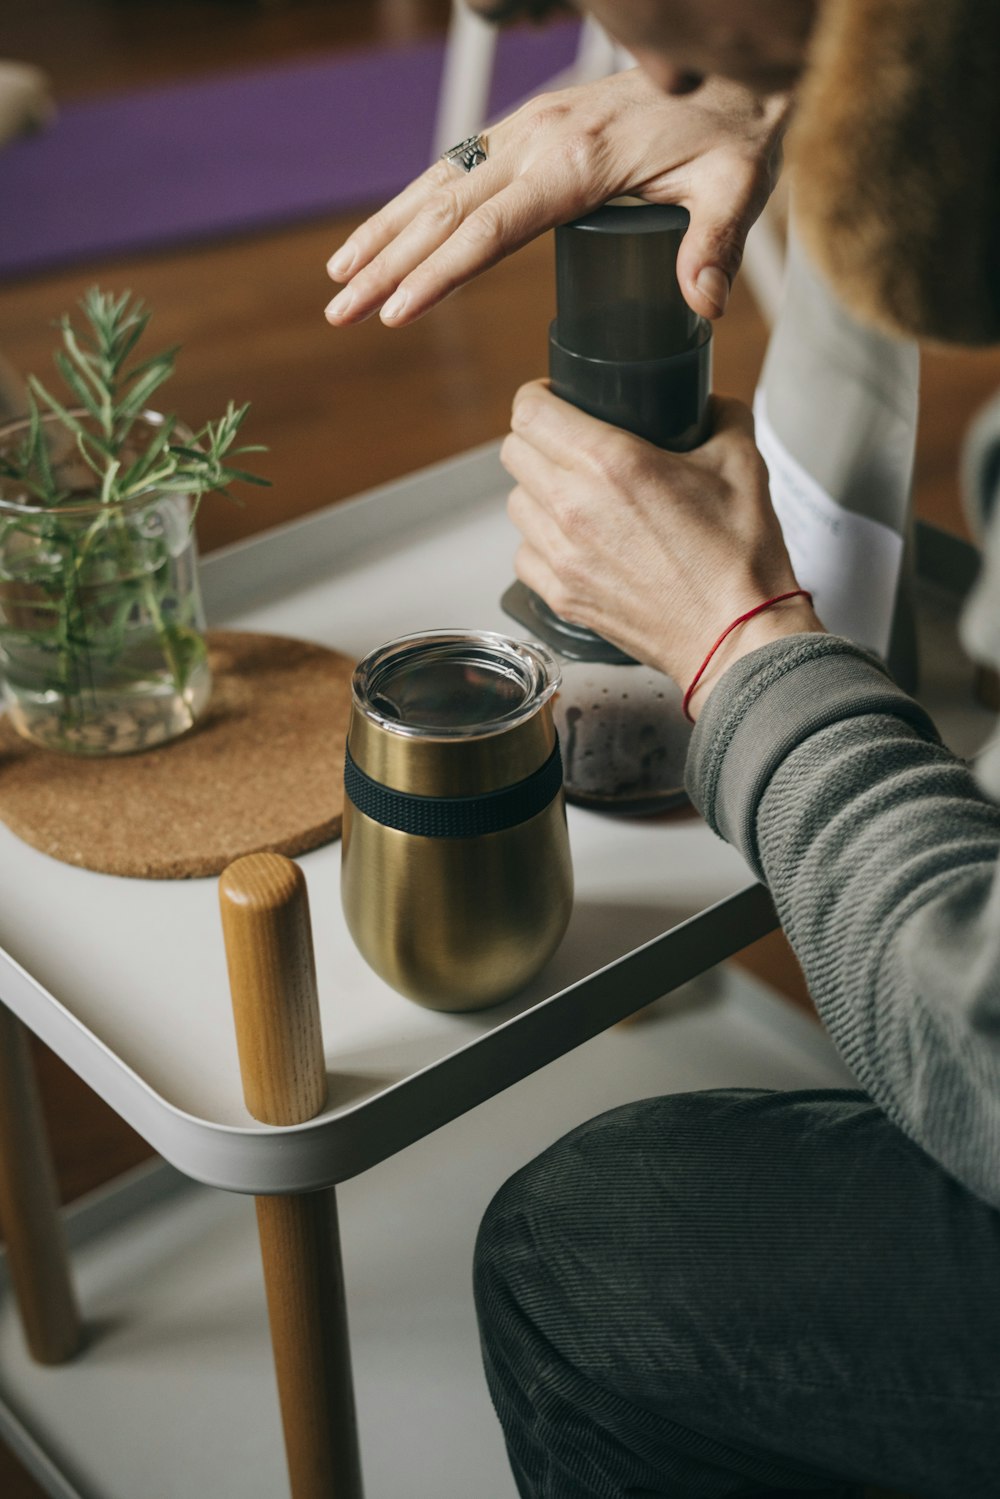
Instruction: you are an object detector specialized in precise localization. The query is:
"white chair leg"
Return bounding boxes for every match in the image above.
[432,2,498,158]
[0,60,55,150]
[433,6,626,164]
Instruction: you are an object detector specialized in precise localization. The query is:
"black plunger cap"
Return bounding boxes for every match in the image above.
[554,203,699,361]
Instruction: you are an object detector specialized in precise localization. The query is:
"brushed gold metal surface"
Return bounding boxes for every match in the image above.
[347,707,555,797]
[341,792,573,1011]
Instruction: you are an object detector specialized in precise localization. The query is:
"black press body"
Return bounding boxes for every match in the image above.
[503,202,713,663]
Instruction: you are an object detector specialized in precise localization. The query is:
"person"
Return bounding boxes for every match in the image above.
[327,1,1000,1492]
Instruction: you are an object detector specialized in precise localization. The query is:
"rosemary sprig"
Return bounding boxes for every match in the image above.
[2,286,270,508]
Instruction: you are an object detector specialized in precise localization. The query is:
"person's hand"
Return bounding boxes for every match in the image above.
[325,68,791,329]
[501,382,825,718]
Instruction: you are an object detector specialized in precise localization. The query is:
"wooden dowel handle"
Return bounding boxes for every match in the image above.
[219,853,327,1125]
[0,1005,83,1364]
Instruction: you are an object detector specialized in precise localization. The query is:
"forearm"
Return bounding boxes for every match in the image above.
[687,633,1000,1207]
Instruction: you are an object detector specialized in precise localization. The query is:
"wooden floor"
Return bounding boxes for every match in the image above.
[2,4,1000,1495]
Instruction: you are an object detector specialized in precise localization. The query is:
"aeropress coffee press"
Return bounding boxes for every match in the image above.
[503,202,713,813]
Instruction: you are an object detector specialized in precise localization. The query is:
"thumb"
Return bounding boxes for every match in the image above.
[676,164,771,321]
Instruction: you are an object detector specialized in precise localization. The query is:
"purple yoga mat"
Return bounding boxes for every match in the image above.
[0,23,581,280]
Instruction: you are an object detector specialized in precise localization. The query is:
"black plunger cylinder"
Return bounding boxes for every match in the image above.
[549,202,712,451]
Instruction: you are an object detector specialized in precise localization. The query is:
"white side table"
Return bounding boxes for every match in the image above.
[0,444,988,1498]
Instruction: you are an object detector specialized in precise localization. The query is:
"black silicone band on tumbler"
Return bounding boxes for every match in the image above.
[344,740,564,838]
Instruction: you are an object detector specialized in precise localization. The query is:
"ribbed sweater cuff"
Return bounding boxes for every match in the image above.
[685,634,942,880]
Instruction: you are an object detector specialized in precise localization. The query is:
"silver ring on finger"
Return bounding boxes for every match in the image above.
[441,133,488,173]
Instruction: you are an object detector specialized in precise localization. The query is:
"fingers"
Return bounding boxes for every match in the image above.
[502,433,568,522]
[326,158,456,283]
[509,382,597,471]
[329,168,573,328]
[375,173,566,324]
[504,431,601,622]
[703,393,756,441]
[510,383,757,494]
[506,480,570,561]
[675,157,772,321]
[513,538,568,621]
[509,379,661,480]
[325,159,504,325]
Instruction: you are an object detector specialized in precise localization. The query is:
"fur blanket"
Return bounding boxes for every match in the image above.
[790,0,1000,346]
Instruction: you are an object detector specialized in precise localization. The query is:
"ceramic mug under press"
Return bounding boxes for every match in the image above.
[341,629,573,1011]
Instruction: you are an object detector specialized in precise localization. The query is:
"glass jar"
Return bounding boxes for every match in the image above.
[0,411,212,755]
[502,584,690,814]
[554,659,690,814]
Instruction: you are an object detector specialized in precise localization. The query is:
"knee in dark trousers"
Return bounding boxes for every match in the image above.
[474,1087,1000,1499]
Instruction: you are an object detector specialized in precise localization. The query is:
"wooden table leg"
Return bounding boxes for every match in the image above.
[220,853,364,1499]
[0,1004,82,1364]
[256,1190,363,1499]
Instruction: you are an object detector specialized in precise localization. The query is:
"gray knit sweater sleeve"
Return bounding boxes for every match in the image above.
[686,633,1000,1209]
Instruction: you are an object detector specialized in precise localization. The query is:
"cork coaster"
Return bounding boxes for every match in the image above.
[0,631,355,879]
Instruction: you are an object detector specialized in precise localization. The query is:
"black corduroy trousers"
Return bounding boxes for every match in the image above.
[474,1088,1000,1499]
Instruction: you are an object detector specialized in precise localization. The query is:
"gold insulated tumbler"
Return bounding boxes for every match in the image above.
[341,630,573,1011]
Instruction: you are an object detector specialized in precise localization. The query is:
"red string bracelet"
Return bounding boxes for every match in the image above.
[681,589,813,723]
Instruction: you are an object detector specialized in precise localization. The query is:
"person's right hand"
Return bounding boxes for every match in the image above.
[325,68,791,330]
[500,383,825,717]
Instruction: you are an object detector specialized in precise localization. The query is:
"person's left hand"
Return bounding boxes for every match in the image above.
[502,381,825,717]
[325,69,791,328]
